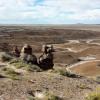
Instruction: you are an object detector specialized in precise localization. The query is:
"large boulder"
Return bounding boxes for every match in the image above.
[21,44,32,55]
[12,46,20,57]
[42,44,54,54]
[20,53,37,64]
[20,44,37,64]
[39,53,54,70]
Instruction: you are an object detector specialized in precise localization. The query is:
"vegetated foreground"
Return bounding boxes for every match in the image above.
[0,25,100,100]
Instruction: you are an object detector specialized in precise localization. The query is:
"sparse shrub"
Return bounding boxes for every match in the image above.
[96,76,100,84]
[4,68,18,75]
[0,52,13,62]
[53,68,79,78]
[45,92,60,100]
[77,84,89,89]
[2,67,20,80]
[28,90,61,100]
[60,70,77,77]
[25,64,42,72]
[86,91,100,100]
[10,59,28,69]
[9,58,20,64]
[27,96,35,100]
[10,59,42,72]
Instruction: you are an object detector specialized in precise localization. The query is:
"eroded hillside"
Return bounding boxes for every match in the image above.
[0,25,100,100]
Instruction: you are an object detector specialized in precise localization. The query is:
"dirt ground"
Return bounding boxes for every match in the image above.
[0,67,99,100]
[0,25,100,100]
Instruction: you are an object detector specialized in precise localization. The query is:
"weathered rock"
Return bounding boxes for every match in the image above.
[42,44,54,54]
[20,44,37,64]
[21,44,32,55]
[39,51,54,70]
[12,46,20,57]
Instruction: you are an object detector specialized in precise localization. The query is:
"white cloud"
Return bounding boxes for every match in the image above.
[69,9,100,20]
[0,0,100,23]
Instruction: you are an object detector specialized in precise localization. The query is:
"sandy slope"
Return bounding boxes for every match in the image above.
[0,71,99,100]
[0,25,100,100]
[0,61,99,100]
[69,60,100,77]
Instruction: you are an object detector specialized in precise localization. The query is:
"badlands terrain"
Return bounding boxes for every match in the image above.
[0,24,100,100]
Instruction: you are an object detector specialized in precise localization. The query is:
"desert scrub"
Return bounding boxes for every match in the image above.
[45,92,60,100]
[10,59,29,69]
[10,59,42,72]
[2,67,20,80]
[86,91,100,100]
[96,76,100,84]
[0,52,13,62]
[24,64,42,72]
[85,87,100,100]
[27,90,61,100]
[52,68,79,78]
[77,84,89,89]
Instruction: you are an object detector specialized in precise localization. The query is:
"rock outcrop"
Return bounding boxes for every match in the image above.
[39,45,54,70]
[20,44,37,64]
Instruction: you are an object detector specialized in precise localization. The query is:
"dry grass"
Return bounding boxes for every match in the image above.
[10,59,42,72]
[27,90,61,100]
[0,52,13,62]
[86,92,100,100]
[2,67,20,80]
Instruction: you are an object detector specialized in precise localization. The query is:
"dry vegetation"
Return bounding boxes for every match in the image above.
[0,25,100,100]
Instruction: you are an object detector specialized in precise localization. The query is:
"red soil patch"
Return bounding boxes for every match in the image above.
[70,61,100,76]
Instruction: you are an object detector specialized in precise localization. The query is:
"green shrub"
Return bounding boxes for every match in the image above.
[9,59,20,64]
[27,95,35,100]
[86,92,100,100]
[2,67,20,80]
[10,59,27,68]
[0,52,12,62]
[77,84,89,89]
[10,59,42,72]
[53,68,78,78]
[16,62,28,69]
[45,92,60,100]
[30,91,61,100]
[25,64,42,72]
[96,76,100,84]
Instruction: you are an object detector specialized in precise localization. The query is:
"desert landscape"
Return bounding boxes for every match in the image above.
[0,24,100,100]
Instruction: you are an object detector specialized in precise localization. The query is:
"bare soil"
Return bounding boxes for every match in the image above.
[0,25,100,100]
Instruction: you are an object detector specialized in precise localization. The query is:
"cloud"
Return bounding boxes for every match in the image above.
[0,0,100,24]
[69,9,100,20]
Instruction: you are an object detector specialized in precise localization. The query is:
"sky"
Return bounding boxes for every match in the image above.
[0,0,100,24]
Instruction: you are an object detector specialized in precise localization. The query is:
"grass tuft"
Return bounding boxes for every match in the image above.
[52,67,79,78]
[77,84,89,89]
[2,67,20,80]
[86,87,100,100]
[45,92,60,100]
[27,90,61,100]
[10,59,42,72]
[0,52,12,62]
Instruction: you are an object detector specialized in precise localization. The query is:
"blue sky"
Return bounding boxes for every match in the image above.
[0,0,100,24]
